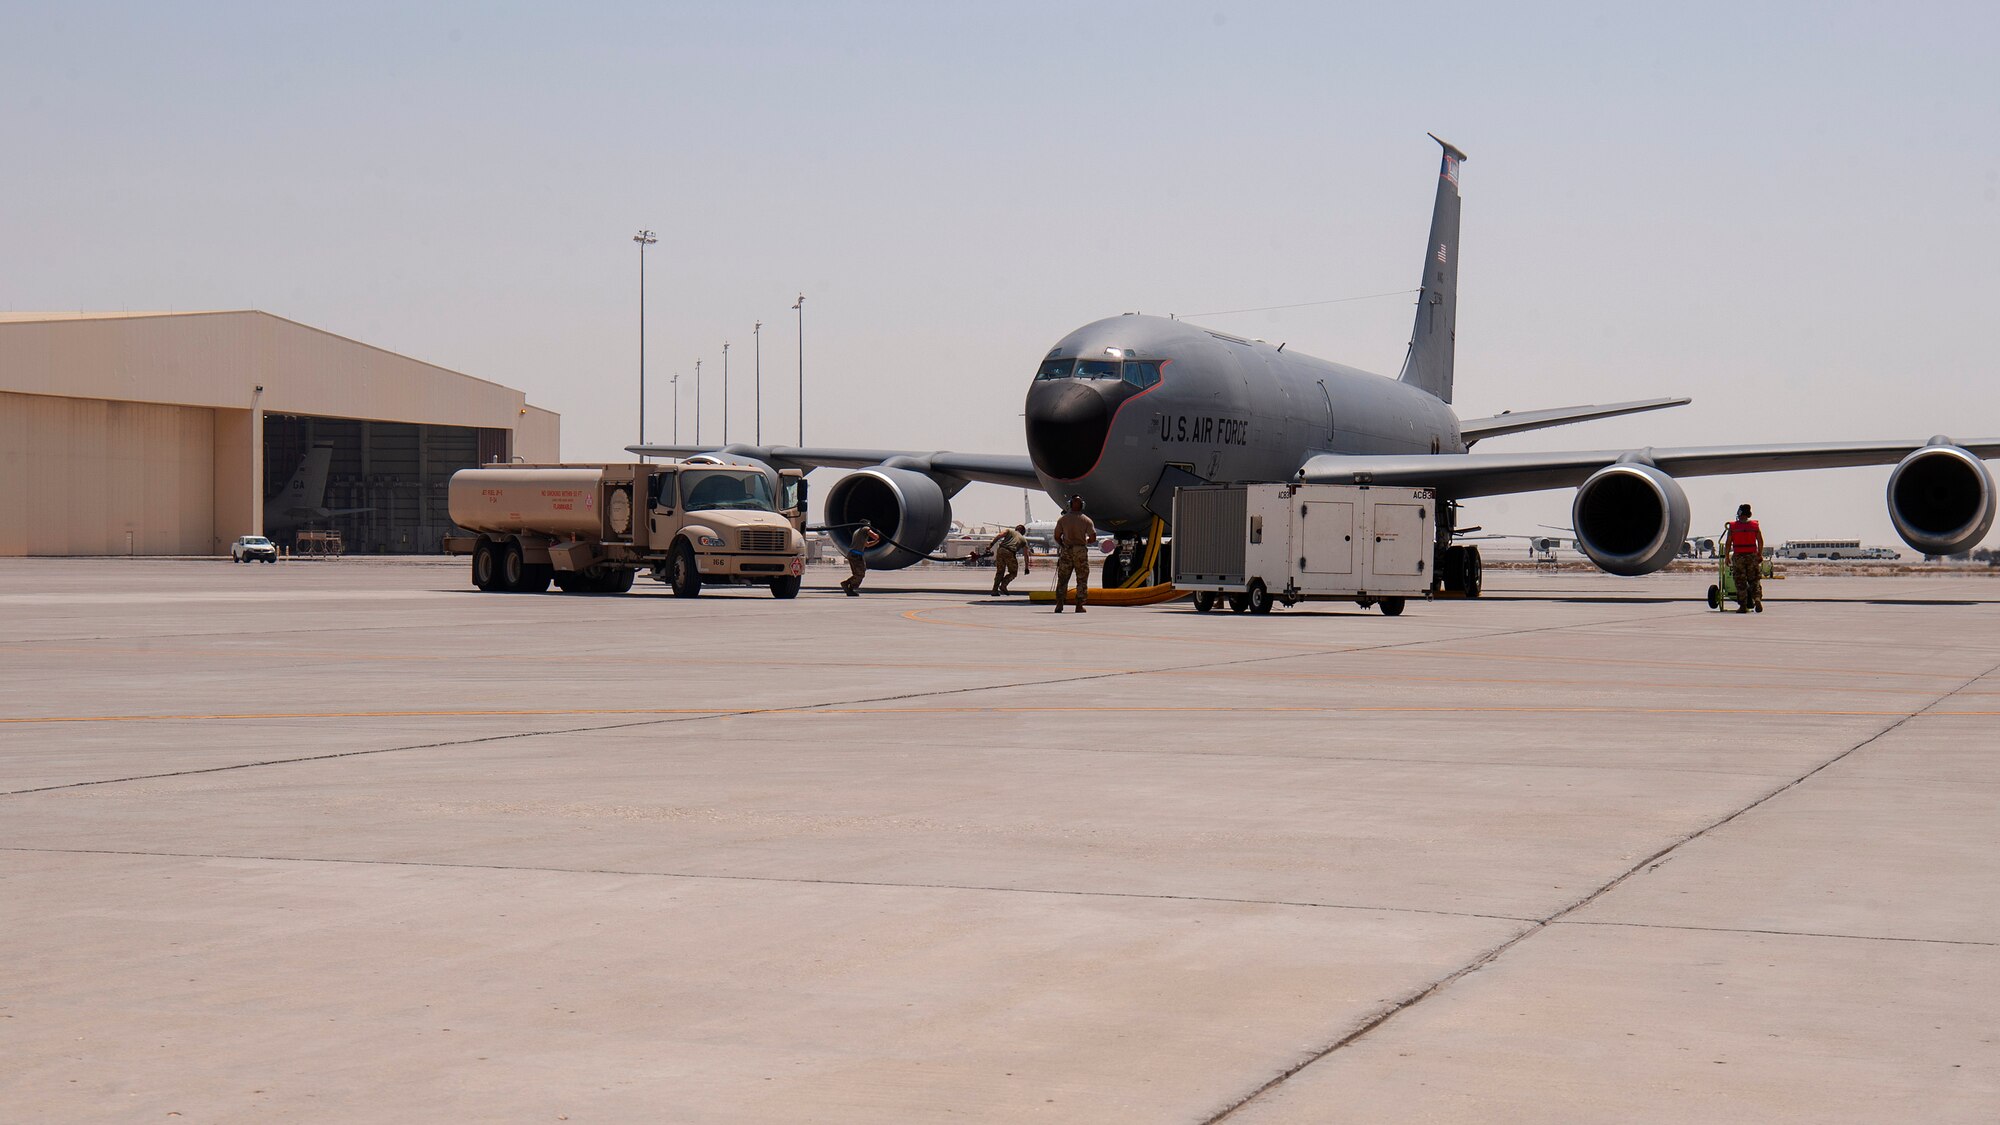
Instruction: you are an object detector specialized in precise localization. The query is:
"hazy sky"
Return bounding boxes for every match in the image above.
[6,1,1996,546]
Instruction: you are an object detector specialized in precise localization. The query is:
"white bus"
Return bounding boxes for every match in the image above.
[1774,539,1897,560]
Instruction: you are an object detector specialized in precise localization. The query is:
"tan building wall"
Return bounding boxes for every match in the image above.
[0,310,558,555]
[0,311,542,431]
[0,390,217,555]
[518,405,560,463]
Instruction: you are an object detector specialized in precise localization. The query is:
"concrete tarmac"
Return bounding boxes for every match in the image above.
[3,557,1997,1123]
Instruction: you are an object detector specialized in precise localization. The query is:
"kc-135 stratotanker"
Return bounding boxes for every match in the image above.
[633,136,1998,593]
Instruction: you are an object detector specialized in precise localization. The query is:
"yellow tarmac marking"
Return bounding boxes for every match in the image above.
[3,704,1993,726]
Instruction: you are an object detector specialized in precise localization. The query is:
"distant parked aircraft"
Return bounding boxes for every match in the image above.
[264,443,369,536]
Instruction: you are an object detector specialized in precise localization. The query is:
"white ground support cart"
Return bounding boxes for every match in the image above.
[1172,483,1435,615]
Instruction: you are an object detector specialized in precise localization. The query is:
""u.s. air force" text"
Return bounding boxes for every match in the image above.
[1157,415,1250,446]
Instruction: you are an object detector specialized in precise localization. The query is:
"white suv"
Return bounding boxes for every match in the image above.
[231,535,278,563]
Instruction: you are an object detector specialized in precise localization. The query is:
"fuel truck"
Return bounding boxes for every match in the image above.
[444,460,807,597]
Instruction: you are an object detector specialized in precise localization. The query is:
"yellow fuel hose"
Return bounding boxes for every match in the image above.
[1029,582,1184,606]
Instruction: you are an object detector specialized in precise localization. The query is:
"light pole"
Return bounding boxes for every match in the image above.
[632,230,656,459]
[753,320,762,446]
[722,341,731,445]
[791,292,805,445]
[670,369,680,444]
[694,358,703,444]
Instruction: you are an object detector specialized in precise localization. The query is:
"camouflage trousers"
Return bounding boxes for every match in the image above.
[1054,545,1089,607]
[841,553,868,593]
[1730,553,1762,611]
[991,547,1019,593]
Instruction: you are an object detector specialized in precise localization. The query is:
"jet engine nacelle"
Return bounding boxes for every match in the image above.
[823,466,953,570]
[1571,460,1692,577]
[1887,441,1996,557]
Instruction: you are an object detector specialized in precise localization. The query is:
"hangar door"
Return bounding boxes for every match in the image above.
[263,415,508,553]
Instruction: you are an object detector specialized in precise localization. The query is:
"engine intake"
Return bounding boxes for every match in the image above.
[1887,442,1995,557]
[823,467,952,570]
[1571,461,1691,576]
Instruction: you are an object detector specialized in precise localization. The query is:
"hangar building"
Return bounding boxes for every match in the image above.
[0,311,559,556]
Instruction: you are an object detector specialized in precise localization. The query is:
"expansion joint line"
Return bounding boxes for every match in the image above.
[1,607,1684,799]
[1203,654,2000,1125]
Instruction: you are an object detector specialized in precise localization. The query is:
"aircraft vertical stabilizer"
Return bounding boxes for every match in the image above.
[272,443,334,511]
[1399,134,1466,404]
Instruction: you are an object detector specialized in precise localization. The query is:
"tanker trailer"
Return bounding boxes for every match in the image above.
[443,462,806,598]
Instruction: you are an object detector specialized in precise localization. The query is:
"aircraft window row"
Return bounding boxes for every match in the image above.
[1033,358,1162,388]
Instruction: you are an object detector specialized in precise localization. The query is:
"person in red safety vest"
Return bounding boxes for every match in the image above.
[1725,503,1765,613]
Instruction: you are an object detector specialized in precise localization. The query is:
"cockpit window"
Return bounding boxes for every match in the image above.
[1036,356,1163,387]
[1123,361,1161,388]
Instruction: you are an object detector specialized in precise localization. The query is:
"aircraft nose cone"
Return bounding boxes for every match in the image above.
[1026,379,1113,480]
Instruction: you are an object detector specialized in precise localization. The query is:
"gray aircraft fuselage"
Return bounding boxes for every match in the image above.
[1024,314,1463,534]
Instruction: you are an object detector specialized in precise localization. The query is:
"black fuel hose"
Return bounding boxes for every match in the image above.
[808,521,973,564]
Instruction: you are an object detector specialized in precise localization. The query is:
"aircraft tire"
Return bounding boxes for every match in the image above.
[670,542,703,598]
[1101,551,1127,590]
[1463,547,1483,597]
[770,575,801,599]
[1192,591,1216,614]
[1380,597,1406,617]
[1440,545,1465,592]
[1247,580,1273,615]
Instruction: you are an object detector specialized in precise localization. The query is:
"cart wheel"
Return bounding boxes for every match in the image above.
[1247,580,1273,615]
[1192,591,1216,614]
[1229,592,1251,614]
[1707,584,1721,610]
[1379,597,1406,617]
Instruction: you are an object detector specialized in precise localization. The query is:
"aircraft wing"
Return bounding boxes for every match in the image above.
[626,443,1041,491]
[1299,437,2000,499]
[1458,396,1691,444]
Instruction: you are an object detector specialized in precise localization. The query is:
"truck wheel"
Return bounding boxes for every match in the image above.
[499,542,526,591]
[1463,547,1483,597]
[553,572,584,594]
[770,575,801,599]
[472,540,500,591]
[1380,597,1406,617]
[670,542,702,598]
[604,568,635,594]
[1192,591,1216,614]
[518,561,552,594]
[1247,580,1273,615]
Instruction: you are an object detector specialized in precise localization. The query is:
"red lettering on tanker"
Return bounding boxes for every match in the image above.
[541,488,583,513]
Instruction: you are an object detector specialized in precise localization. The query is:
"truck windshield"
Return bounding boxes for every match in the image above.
[681,469,776,512]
